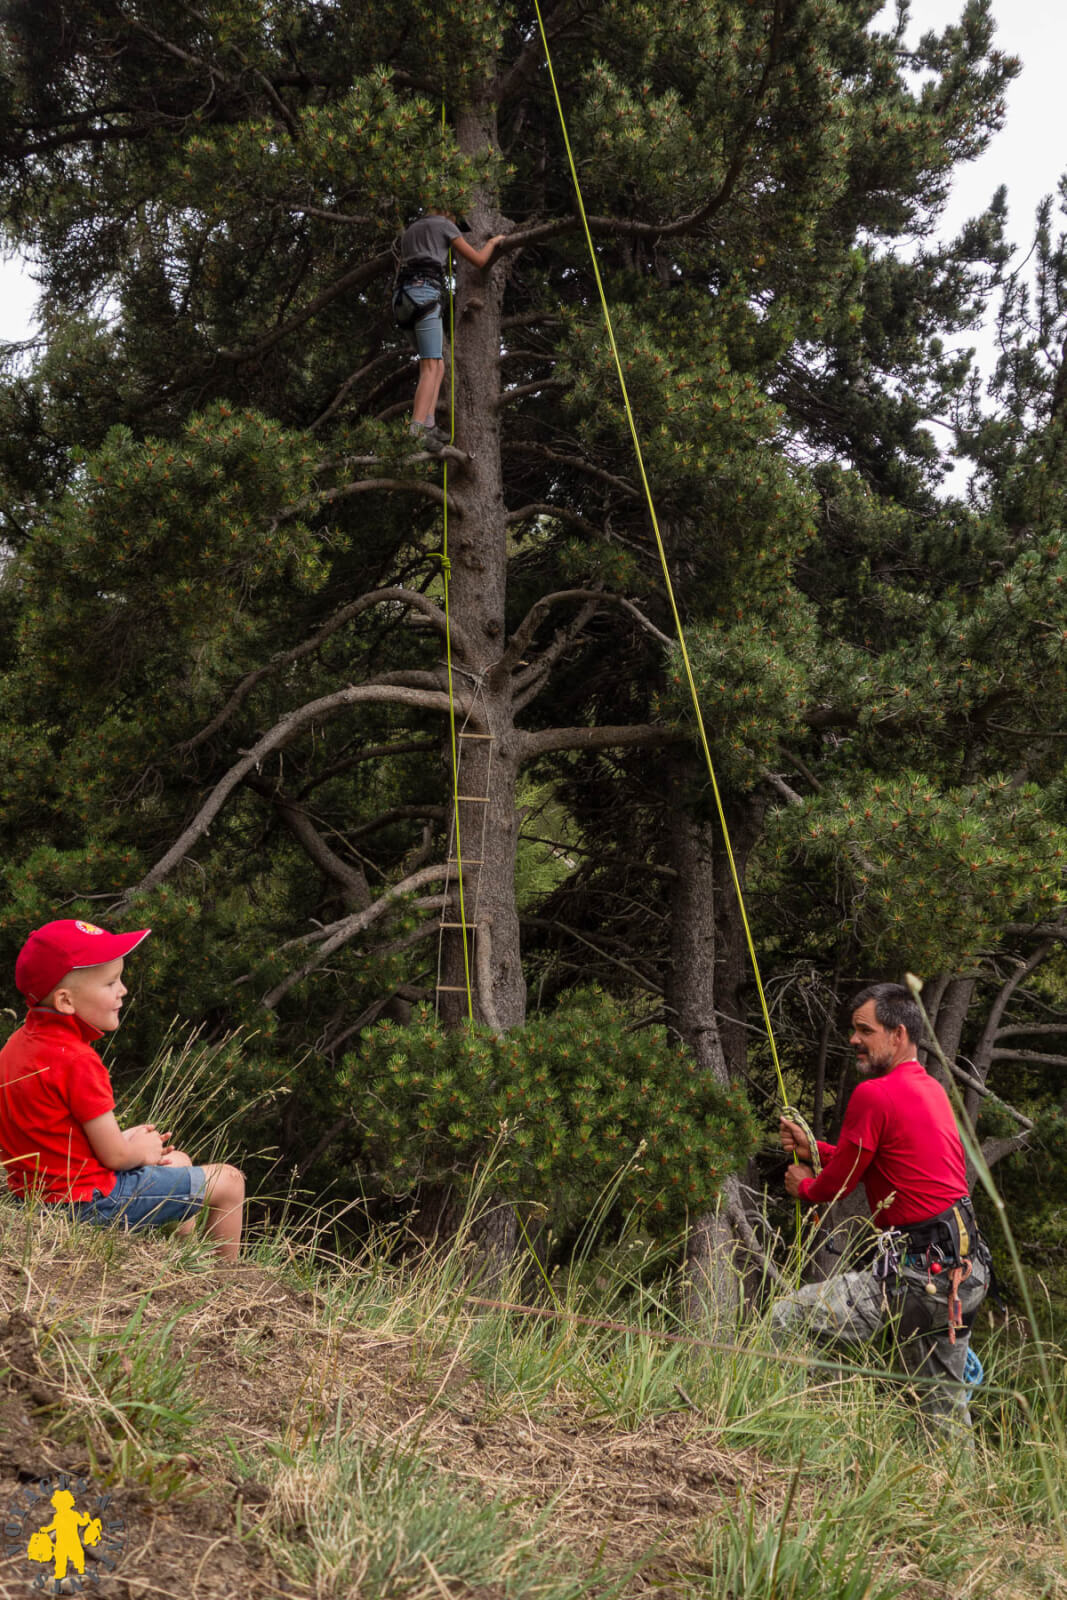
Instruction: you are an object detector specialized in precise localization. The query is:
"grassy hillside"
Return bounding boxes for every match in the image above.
[0,1193,1064,1600]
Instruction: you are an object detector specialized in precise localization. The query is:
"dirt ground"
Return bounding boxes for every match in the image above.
[0,1241,772,1600]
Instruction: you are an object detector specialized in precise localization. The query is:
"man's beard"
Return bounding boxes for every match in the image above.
[855,1049,894,1077]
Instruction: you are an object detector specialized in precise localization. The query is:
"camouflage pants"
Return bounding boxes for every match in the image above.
[770,1255,989,1431]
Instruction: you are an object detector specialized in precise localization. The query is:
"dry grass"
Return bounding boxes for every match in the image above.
[0,1197,1064,1600]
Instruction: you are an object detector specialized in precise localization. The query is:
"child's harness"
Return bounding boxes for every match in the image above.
[392,256,447,328]
[871,1196,990,1343]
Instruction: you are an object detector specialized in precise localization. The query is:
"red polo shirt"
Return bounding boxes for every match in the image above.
[0,1009,118,1202]
[798,1058,968,1227]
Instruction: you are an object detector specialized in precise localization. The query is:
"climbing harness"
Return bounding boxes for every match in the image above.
[872,1228,904,1294]
[392,256,447,329]
[903,1198,984,1344]
[866,1197,988,1343]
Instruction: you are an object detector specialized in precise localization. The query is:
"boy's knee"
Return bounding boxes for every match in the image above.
[203,1162,245,1202]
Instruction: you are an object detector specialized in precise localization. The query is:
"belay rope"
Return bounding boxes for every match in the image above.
[530,2,796,1134]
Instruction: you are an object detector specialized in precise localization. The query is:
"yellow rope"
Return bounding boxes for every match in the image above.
[531,1,790,1109]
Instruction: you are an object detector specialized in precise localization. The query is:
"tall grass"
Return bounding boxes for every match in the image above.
[0,1025,1063,1599]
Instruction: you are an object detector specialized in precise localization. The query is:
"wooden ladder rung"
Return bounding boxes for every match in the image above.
[447,858,482,866]
[457,731,493,739]
[439,922,478,930]
[436,984,472,992]
[455,795,490,802]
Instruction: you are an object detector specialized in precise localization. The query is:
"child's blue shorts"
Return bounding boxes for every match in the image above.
[394,279,445,360]
[69,1164,207,1231]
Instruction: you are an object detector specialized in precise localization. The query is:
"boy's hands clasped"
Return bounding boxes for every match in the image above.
[122,1122,182,1166]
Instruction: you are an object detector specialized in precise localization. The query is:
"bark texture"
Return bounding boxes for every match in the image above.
[665,768,757,1321]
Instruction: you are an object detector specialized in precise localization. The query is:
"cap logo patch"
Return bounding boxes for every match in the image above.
[75,921,105,935]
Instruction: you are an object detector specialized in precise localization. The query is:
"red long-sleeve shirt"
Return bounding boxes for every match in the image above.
[797,1058,968,1228]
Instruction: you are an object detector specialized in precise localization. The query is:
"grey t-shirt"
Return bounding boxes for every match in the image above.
[400,214,461,267]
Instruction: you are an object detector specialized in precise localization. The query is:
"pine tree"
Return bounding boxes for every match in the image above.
[0,0,1033,1254]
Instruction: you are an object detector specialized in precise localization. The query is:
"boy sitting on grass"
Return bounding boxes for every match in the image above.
[0,919,244,1263]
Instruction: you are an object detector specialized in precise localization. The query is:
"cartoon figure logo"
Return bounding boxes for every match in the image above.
[3,1474,126,1592]
[29,1488,100,1581]
[74,921,104,936]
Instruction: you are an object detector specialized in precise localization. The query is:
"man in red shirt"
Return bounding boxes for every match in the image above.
[772,982,990,1433]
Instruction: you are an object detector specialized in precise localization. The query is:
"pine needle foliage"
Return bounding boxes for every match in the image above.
[349,992,756,1229]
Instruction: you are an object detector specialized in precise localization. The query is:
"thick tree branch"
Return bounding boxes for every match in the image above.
[176,588,468,756]
[497,378,571,406]
[364,908,448,962]
[349,804,448,842]
[974,940,1056,1083]
[126,13,303,141]
[522,917,661,995]
[510,599,600,712]
[989,1048,1067,1069]
[941,1058,1033,1129]
[504,501,602,538]
[491,0,570,100]
[994,1021,1067,1040]
[123,683,471,901]
[500,3,788,251]
[275,476,448,526]
[296,740,438,798]
[244,777,370,910]
[261,863,453,1008]
[309,349,400,431]
[760,769,806,808]
[980,1131,1032,1167]
[503,440,639,498]
[4,117,162,161]
[505,588,672,679]
[148,251,395,400]
[212,250,393,362]
[516,723,681,761]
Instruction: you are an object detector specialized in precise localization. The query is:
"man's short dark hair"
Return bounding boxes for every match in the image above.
[851,982,923,1045]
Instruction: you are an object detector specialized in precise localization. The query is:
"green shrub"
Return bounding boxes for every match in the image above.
[346,992,757,1230]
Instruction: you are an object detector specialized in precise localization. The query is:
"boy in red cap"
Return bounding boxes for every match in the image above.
[0,919,244,1262]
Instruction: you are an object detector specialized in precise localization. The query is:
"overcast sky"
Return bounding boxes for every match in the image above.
[0,1,1063,346]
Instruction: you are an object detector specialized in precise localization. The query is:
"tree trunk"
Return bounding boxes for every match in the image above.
[931,975,975,1090]
[435,105,525,1034]
[812,999,833,1142]
[409,1181,520,1289]
[412,101,525,1259]
[712,795,768,1081]
[665,770,767,1322]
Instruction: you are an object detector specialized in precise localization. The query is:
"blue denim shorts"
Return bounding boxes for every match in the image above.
[394,279,445,359]
[69,1164,207,1231]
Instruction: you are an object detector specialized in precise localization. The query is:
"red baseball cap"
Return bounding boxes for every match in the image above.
[15,919,151,1004]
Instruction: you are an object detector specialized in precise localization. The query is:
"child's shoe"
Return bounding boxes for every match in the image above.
[409,421,450,455]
